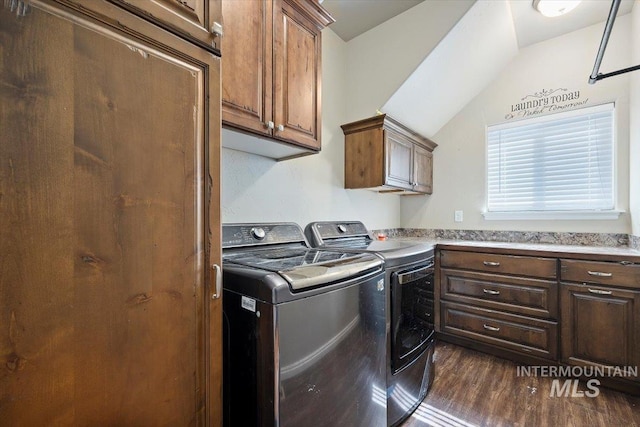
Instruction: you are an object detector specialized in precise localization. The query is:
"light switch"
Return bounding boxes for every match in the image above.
[454,210,463,222]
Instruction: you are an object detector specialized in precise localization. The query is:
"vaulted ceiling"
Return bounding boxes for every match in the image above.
[323,0,637,138]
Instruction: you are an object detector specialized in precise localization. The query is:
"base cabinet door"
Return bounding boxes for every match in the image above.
[0,1,222,424]
[560,283,640,380]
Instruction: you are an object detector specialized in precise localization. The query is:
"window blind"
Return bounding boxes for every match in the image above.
[487,103,614,212]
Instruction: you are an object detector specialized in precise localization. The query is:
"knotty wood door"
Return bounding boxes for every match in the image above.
[0,0,222,424]
[273,0,322,149]
[560,283,640,376]
[413,144,433,194]
[221,0,273,137]
[385,129,414,191]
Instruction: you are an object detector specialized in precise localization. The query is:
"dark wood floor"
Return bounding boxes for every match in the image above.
[400,342,640,427]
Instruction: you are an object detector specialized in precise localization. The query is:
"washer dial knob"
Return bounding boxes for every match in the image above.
[251,227,266,240]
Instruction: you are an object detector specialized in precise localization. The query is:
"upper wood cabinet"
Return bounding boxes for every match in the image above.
[107,0,223,50]
[1,0,222,424]
[221,0,334,159]
[342,114,437,195]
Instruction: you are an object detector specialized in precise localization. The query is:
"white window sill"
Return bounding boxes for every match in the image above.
[482,210,624,221]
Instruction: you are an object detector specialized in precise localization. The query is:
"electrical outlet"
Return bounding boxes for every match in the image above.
[454,210,463,222]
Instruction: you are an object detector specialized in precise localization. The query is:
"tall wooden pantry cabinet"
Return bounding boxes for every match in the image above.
[0,0,222,424]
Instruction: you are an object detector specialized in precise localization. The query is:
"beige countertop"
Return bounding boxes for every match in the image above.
[389,237,640,261]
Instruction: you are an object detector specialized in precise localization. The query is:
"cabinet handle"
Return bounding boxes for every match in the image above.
[211,22,223,37]
[587,271,613,277]
[277,124,284,132]
[483,324,500,332]
[211,264,222,299]
[588,288,613,295]
[483,261,500,267]
[483,289,500,295]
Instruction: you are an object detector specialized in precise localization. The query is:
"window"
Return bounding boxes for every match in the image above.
[485,103,617,220]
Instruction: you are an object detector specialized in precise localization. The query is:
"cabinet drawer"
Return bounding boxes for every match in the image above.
[441,301,558,359]
[440,269,557,319]
[440,250,557,279]
[560,259,640,289]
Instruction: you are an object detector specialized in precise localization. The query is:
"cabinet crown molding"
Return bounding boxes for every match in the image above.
[341,113,437,151]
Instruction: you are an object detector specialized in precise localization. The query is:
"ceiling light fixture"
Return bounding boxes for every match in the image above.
[532,0,582,18]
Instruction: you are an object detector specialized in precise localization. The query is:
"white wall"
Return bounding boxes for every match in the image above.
[221,29,401,230]
[631,3,640,237]
[344,0,474,122]
[402,16,633,233]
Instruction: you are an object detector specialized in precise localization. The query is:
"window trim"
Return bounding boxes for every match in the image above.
[483,103,619,221]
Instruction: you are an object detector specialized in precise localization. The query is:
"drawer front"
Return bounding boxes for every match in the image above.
[440,250,557,279]
[441,301,558,359]
[560,259,640,289]
[441,269,558,319]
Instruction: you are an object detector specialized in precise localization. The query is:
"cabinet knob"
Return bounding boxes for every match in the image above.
[277,124,284,132]
[211,22,223,37]
[265,121,275,130]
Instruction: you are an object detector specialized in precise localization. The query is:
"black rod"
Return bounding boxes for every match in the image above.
[593,64,640,82]
[588,0,622,85]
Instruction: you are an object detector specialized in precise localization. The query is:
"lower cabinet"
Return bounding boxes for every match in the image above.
[438,249,558,359]
[437,247,640,392]
[560,259,640,382]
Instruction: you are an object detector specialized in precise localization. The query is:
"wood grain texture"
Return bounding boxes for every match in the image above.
[107,0,222,50]
[1,1,222,424]
[413,144,433,194]
[273,0,321,149]
[560,283,640,379]
[221,0,331,153]
[221,0,272,136]
[440,269,558,319]
[344,128,385,188]
[385,128,413,190]
[441,301,558,359]
[400,342,640,427]
[561,259,640,289]
[440,250,558,279]
[0,6,75,424]
[341,113,436,194]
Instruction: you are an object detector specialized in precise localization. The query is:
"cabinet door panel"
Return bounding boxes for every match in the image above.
[0,1,222,424]
[560,283,640,377]
[273,0,321,149]
[385,129,413,190]
[109,0,221,48]
[221,0,272,136]
[413,144,433,194]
